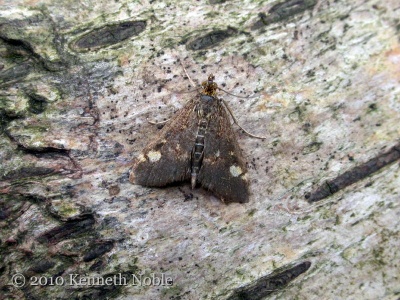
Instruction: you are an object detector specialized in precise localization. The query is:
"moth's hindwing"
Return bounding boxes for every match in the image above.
[129,99,198,186]
[197,100,249,203]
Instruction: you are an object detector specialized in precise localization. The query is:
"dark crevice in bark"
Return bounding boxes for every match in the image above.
[306,144,400,202]
[227,261,311,300]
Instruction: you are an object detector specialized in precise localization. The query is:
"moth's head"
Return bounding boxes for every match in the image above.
[201,74,218,97]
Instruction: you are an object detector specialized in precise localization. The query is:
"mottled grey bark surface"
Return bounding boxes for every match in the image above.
[0,0,399,299]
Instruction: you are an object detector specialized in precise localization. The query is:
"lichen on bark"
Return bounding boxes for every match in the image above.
[1,0,400,299]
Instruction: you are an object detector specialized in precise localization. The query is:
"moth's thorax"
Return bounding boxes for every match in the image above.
[197,90,219,120]
[201,74,218,97]
[200,94,214,102]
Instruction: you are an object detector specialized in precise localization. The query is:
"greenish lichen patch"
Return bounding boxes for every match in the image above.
[161,285,184,298]
[0,8,64,70]
[0,92,30,117]
[48,200,83,221]
[302,141,323,154]
[6,123,50,150]
[25,83,61,103]
[289,105,307,122]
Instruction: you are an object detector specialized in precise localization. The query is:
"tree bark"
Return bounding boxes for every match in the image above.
[1,0,399,299]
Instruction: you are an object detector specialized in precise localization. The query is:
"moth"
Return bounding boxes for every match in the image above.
[129,74,263,203]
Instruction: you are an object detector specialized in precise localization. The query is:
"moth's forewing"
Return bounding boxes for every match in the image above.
[197,99,249,203]
[129,99,198,187]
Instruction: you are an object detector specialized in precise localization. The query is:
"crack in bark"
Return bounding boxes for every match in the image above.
[227,261,311,300]
[306,144,400,202]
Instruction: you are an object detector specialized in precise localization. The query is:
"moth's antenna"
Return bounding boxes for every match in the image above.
[147,59,198,126]
[218,87,258,99]
[221,99,267,139]
[179,59,199,89]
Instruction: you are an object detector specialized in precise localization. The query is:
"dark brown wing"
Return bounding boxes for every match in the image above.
[197,100,249,203]
[129,99,198,187]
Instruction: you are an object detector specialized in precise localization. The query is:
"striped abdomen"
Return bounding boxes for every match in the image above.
[191,118,207,188]
[191,95,213,188]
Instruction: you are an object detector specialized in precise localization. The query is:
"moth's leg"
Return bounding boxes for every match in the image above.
[221,99,267,139]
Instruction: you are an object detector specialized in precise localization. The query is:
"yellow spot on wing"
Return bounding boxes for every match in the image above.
[229,165,243,177]
[147,150,161,162]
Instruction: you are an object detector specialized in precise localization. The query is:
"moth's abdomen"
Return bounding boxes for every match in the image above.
[191,118,207,188]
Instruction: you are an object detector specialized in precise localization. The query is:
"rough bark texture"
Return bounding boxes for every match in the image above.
[0,0,399,299]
